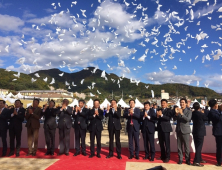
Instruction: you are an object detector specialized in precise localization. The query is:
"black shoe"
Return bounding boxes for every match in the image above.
[117,155,122,159]
[2,153,6,157]
[200,160,207,163]
[89,154,94,158]
[135,155,139,160]
[149,158,154,161]
[32,153,36,156]
[97,154,101,158]
[186,161,191,165]
[177,160,182,164]
[193,162,204,167]
[16,153,20,157]
[73,152,80,156]
[128,155,133,159]
[143,156,149,160]
[57,153,63,156]
[8,152,14,157]
[216,163,221,166]
[26,153,32,156]
[164,158,170,163]
[82,152,87,156]
[45,152,51,156]
[51,153,54,156]
[106,155,113,159]
[65,153,69,156]
[157,157,164,160]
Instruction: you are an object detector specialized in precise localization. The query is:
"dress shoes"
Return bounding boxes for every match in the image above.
[97,154,101,158]
[106,155,113,159]
[135,155,139,160]
[26,153,32,156]
[65,153,69,156]
[8,152,14,157]
[177,160,182,165]
[156,157,164,160]
[89,154,95,158]
[143,156,149,160]
[193,162,204,167]
[82,152,87,156]
[216,163,221,166]
[16,153,20,157]
[149,158,154,161]
[32,153,36,156]
[128,155,133,159]
[163,158,170,163]
[57,153,63,156]
[200,160,207,163]
[117,155,122,159]
[186,161,191,165]
[73,152,80,156]
[45,152,51,156]
[51,153,54,156]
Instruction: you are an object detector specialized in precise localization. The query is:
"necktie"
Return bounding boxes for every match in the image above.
[112,108,115,114]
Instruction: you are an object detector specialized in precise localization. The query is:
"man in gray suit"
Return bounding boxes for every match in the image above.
[174,98,192,165]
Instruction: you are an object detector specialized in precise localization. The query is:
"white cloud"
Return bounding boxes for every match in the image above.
[44,8,56,13]
[0,14,24,32]
[22,10,37,19]
[146,70,202,84]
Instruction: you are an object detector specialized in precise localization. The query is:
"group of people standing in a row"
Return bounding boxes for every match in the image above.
[0,98,221,167]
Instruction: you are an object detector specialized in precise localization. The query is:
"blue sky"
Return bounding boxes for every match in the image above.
[0,0,222,93]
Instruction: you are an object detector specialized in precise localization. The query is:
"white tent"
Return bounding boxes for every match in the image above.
[135,98,144,108]
[27,103,32,108]
[6,96,16,104]
[117,98,129,108]
[86,99,93,109]
[175,99,181,108]
[69,99,79,107]
[100,98,111,108]
[190,99,205,108]
[7,92,14,98]
[14,92,24,99]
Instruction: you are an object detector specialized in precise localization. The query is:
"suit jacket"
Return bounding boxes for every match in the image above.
[174,108,192,134]
[0,108,9,130]
[72,107,89,130]
[157,108,173,133]
[105,107,122,131]
[88,109,103,132]
[208,109,222,136]
[42,107,57,130]
[140,108,156,134]
[9,107,25,131]
[25,107,42,129]
[123,107,140,132]
[192,110,208,137]
[56,106,73,129]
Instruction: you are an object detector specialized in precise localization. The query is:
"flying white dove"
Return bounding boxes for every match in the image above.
[145,85,149,89]
[59,72,64,76]
[65,81,70,86]
[43,77,48,82]
[50,78,55,84]
[138,54,147,62]
[13,72,20,78]
[31,78,37,83]
[97,90,101,94]
[90,92,95,97]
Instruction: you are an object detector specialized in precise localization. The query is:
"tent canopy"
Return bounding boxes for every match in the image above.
[69,99,79,107]
[117,98,129,108]
[86,99,93,109]
[135,98,144,108]
[100,98,111,108]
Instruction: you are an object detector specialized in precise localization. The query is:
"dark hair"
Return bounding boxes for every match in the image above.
[153,103,157,106]
[21,103,23,105]
[208,99,217,108]
[144,101,150,106]
[94,99,100,103]
[129,99,135,104]
[33,98,40,104]
[15,99,21,104]
[180,98,187,103]
[0,100,6,104]
[205,106,208,109]
[78,99,85,104]
[193,102,200,111]
[50,100,55,105]
[161,99,168,103]
[110,99,117,103]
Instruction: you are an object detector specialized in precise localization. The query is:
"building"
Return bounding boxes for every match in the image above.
[161,90,169,100]
[0,89,9,95]
[73,92,86,99]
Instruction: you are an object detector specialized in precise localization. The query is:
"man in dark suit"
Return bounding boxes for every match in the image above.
[0,100,9,157]
[73,99,89,156]
[123,99,140,160]
[42,100,57,156]
[88,99,103,158]
[153,103,157,114]
[208,99,222,166]
[156,99,173,163]
[141,101,156,161]
[106,99,122,159]
[192,102,208,167]
[8,99,25,157]
[174,98,192,165]
[56,99,73,156]
[25,99,42,156]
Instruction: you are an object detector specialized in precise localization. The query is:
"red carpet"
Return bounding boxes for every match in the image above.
[0,147,217,170]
